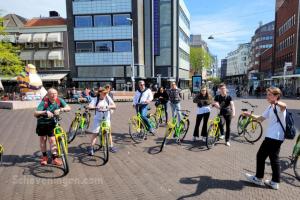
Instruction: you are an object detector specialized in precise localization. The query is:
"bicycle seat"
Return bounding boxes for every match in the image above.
[241,108,248,112]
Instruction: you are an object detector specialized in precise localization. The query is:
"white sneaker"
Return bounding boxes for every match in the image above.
[264,179,279,190]
[192,136,197,142]
[202,137,206,142]
[219,135,225,140]
[226,142,231,146]
[244,173,264,186]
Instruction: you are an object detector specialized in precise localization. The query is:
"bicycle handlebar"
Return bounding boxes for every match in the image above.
[176,109,190,113]
[242,101,257,108]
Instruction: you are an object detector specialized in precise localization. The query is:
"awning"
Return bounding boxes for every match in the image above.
[47,32,62,42]
[20,51,34,60]
[272,74,300,79]
[18,34,32,43]
[0,35,17,43]
[33,33,47,42]
[39,73,68,82]
[73,77,114,82]
[34,50,49,60]
[0,76,17,81]
[48,50,63,60]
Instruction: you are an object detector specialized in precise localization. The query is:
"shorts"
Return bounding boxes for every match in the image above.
[89,118,111,134]
[36,123,56,137]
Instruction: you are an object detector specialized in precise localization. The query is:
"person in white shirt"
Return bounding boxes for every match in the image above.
[132,80,154,136]
[244,87,286,190]
[87,87,116,155]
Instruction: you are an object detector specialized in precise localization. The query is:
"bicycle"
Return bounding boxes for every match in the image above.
[68,104,91,143]
[237,101,263,143]
[289,134,300,181]
[160,109,190,152]
[153,100,166,125]
[128,103,158,143]
[0,144,4,165]
[206,114,223,149]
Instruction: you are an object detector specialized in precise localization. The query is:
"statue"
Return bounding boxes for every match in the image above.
[17,64,47,100]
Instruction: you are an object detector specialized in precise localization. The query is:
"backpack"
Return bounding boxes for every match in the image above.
[95,96,110,115]
[273,107,296,140]
[43,97,61,110]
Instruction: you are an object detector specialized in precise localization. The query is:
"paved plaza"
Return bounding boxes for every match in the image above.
[0,97,299,200]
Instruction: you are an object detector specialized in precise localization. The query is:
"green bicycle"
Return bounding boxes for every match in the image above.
[160,109,190,152]
[153,100,166,126]
[0,144,3,165]
[68,104,91,143]
[128,104,157,143]
[206,114,223,149]
[290,134,300,181]
[237,101,263,143]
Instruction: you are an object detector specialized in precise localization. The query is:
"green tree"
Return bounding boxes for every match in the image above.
[190,47,213,75]
[0,16,23,76]
[207,77,221,85]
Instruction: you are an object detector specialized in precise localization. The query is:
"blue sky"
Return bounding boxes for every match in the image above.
[1,0,275,67]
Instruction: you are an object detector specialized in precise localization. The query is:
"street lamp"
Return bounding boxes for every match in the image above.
[126,17,135,91]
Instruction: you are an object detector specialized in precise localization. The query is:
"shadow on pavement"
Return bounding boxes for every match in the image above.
[177,175,244,200]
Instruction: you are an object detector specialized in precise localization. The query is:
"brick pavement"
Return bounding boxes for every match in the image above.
[0,97,299,199]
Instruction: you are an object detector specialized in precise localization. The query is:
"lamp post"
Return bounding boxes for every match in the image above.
[126,17,135,91]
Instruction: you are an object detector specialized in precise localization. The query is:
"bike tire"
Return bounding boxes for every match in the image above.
[149,115,158,131]
[206,124,217,149]
[294,156,300,181]
[128,118,145,143]
[237,115,246,135]
[59,139,69,175]
[179,119,190,142]
[160,128,173,152]
[244,121,263,143]
[102,131,109,164]
[67,119,78,144]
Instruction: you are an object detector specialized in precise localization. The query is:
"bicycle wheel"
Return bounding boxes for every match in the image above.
[59,139,69,174]
[237,115,247,135]
[206,124,217,149]
[149,115,158,131]
[294,156,300,181]
[102,131,109,164]
[179,119,190,142]
[244,121,263,143]
[128,117,145,143]
[67,119,79,143]
[160,127,174,152]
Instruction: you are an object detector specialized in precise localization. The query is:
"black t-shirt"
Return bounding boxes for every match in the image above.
[214,94,232,115]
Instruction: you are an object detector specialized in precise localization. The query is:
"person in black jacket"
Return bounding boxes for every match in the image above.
[192,86,213,141]
[154,87,169,122]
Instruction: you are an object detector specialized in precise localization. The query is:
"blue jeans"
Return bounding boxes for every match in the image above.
[136,104,152,131]
[170,102,181,123]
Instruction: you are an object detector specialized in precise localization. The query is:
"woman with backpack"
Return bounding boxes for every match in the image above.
[244,87,286,190]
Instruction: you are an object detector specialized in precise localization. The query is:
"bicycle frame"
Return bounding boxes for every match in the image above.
[208,115,221,138]
[99,120,111,142]
[167,111,189,138]
[54,124,68,156]
[0,144,3,164]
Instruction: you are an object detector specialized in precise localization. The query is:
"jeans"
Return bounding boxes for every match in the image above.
[170,102,181,123]
[193,112,210,137]
[256,137,283,183]
[136,104,152,131]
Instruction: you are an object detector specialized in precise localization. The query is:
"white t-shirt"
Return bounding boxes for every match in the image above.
[262,105,286,141]
[89,95,114,121]
[197,106,211,115]
[133,88,153,105]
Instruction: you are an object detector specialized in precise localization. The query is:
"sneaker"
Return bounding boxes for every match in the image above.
[264,180,279,190]
[192,136,197,142]
[109,146,118,153]
[226,142,231,146]
[40,156,48,166]
[52,157,63,166]
[202,137,206,142]
[219,135,225,140]
[244,173,264,186]
[88,146,94,156]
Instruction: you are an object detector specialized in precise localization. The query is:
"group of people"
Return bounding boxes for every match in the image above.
[34,81,287,190]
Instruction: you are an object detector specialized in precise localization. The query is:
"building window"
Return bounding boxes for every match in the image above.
[76,42,93,52]
[75,16,92,27]
[113,14,131,26]
[94,15,111,27]
[53,60,64,67]
[25,43,34,49]
[53,42,62,48]
[39,42,48,48]
[95,41,112,52]
[114,40,131,52]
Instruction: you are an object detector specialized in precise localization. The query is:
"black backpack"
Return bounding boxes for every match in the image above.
[273,107,296,140]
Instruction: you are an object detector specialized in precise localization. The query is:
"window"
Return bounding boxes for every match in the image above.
[53,42,62,48]
[75,16,92,27]
[39,42,48,48]
[25,43,34,48]
[114,41,131,52]
[94,15,111,27]
[76,42,93,52]
[113,14,131,26]
[53,60,64,67]
[95,41,112,52]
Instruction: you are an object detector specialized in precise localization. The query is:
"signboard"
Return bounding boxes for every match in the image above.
[192,75,202,93]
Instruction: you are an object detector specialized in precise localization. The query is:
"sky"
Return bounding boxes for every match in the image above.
[1,0,275,67]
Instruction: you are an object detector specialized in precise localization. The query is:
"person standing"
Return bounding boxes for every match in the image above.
[168,82,182,123]
[154,86,169,122]
[244,87,286,190]
[212,83,235,146]
[192,86,213,142]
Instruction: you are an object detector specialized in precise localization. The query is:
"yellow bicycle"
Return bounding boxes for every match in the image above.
[206,114,223,149]
[0,144,4,165]
[153,101,166,125]
[97,112,111,164]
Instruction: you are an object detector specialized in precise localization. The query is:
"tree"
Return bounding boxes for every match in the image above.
[0,16,23,76]
[190,47,213,75]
